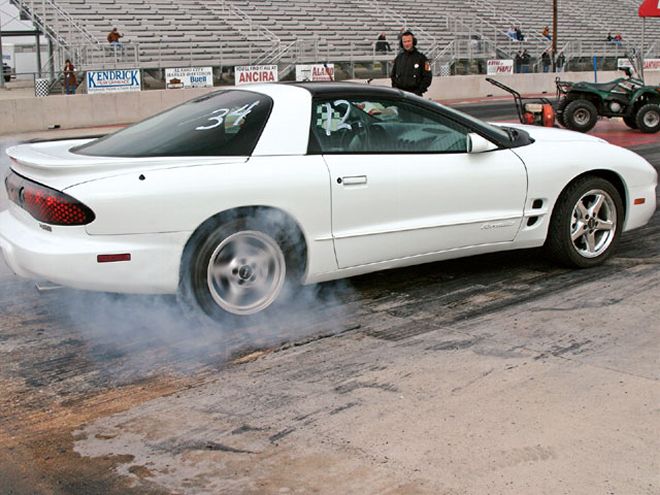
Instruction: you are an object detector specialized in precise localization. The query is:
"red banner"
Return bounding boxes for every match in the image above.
[639,0,660,17]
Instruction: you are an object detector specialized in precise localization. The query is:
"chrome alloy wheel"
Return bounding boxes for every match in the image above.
[570,189,617,258]
[573,108,592,126]
[643,108,660,128]
[207,230,286,315]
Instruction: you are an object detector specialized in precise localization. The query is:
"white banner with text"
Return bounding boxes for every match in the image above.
[165,67,213,89]
[487,59,514,75]
[234,65,279,85]
[86,69,141,94]
[295,64,335,81]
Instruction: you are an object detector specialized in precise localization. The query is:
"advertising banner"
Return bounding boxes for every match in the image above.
[639,0,660,17]
[2,43,14,67]
[86,69,141,94]
[487,59,514,75]
[617,58,660,71]
[234,65,278,85]
[295,64,335,81]
[165,67,214,89]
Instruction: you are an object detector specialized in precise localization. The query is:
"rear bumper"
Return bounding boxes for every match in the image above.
[0,208,189,294]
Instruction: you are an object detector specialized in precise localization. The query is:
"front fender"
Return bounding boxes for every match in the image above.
[631,87,660,103]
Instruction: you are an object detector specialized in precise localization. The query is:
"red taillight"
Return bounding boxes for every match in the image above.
[5,170,95,226]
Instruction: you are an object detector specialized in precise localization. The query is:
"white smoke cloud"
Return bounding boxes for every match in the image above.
[0,136,359,379]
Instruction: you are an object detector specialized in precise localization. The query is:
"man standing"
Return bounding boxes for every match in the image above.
[390,30,432,97]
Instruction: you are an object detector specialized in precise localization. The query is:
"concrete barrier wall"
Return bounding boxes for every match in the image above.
[366,71,660,101]
[1,71,659,135]
[0,87,217,135]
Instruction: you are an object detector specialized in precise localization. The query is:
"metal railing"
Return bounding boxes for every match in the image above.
[464,0,549,47]
[12,0,98,47]
[355,0,439,53]
[204,0,280,51]
[41,42,140,71]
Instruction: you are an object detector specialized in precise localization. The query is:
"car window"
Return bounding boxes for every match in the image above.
[311,97,470,154]
[73,90,272,157]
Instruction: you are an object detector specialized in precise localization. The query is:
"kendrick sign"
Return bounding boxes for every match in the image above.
[234,65,278,85]
[86,69,141,94]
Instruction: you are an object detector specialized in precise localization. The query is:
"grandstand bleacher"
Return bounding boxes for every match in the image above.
[8,0,660,74]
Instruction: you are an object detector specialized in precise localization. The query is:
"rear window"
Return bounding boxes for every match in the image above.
[73,90,272,157]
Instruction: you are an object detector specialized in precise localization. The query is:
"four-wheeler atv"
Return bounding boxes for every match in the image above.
[556,67,660,133]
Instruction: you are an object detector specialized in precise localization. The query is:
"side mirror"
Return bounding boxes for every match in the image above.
[467,133,498,153]
[620,66,632,77]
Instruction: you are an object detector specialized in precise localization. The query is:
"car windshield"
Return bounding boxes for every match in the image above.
[73,90,273,157]
[429,101,511,142]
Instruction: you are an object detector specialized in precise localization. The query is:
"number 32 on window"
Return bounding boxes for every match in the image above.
[323,100,352,136]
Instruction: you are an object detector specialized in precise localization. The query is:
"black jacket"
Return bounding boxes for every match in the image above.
[391,48,432,96]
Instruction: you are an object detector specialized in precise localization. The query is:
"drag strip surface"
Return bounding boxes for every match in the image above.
[0,117,658,494]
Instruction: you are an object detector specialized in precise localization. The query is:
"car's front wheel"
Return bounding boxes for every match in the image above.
[635,103,660,133]
[563,99,598,133]
[180,214,304,320]
[546,177,623,268]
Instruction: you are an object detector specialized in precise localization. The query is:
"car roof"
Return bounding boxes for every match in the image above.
[289,81,405,98]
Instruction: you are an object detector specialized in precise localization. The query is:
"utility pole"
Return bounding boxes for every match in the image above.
[552,0,558,71]
[0,8,5,89]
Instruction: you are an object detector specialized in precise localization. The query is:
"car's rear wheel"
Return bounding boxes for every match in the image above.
[635,103,660,133]
[564,99,598,133]
[546,177,623,268]
[180,214,304,320]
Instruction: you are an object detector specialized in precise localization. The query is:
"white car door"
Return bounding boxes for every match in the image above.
[312,97,528,269]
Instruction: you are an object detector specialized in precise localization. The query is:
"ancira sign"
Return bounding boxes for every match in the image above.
[165,67,213,89]
[86,69,141,94]
[295,64,335,82]
[487,59,514,75]
[234,65,278,85]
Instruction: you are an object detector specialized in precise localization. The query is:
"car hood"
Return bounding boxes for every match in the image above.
[6,139,249,191]
[502,123,608,144]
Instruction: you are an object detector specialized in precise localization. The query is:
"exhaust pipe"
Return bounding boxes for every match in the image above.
[35,281,63,292]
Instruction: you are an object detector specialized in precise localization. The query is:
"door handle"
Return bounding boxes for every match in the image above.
[338,175,368,186]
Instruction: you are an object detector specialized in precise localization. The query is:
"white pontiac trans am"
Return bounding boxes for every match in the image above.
[0,82,657,319]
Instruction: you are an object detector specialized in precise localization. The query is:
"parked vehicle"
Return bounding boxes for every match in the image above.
[556,67,660,133]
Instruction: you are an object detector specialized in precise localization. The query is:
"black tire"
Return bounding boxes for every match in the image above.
[555,97,574,128]
[546,176,624,268]
[623,114,638,129]
[3,75,9,83]
[179,212,305,321]
[635,103,660,134]
[563,99,598,133]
